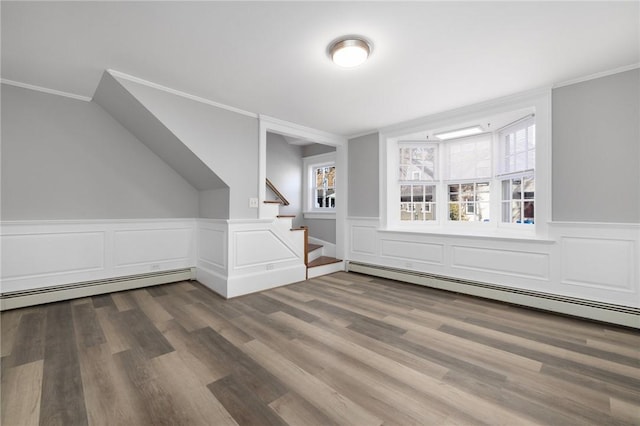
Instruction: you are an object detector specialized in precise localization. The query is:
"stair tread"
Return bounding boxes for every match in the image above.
[277,215,296,218]
[308,256,342,268]
[307,243,323,252]
[264,200,283,204]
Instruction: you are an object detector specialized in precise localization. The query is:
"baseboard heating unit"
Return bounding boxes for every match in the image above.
[0,268,194,311]
[347,261,639,329]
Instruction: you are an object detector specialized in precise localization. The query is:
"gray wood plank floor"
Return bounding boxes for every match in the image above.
[2,272,639,425]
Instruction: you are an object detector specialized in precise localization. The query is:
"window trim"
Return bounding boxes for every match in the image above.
[303,152,336,219]
[381,88,551,239]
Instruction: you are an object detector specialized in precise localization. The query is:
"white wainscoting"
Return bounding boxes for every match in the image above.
[195,218,306,299]
[1,219,196,294]
[347,218,639,310]
[2,217,308,304]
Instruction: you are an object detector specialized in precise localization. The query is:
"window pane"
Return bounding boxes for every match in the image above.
[511,178,522,200]
[477,202,491,222]
[412,185,424,202]
[316,189,325,208]
[400,185,412,202]
[449,203,460,220]
[524,201,534,222]
[523,176,535,199]
[502,201,511,223]
[512,201,522,223]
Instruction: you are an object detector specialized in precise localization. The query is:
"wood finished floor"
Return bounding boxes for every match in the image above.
[2,272,639,426]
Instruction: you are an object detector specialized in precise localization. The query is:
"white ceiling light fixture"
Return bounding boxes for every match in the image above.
[329,37,371,68]
[434,125,484,140]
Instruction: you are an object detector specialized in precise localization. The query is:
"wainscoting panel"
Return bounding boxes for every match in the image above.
[1,220,196,294]
[561,237,635,291]
[197,227,226,269]
[1,231,105,280]
[381,239,444,265]
[234,230,298,268]
[114,227,194,268]
[351,225,377,255]
[451,245,549,280]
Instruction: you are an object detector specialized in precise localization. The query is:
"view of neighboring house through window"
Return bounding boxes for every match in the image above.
[397,113,535,226]
[399,145,437,221]
[498,116,535,224]
[303,151,336,218]
[314,165,335,209]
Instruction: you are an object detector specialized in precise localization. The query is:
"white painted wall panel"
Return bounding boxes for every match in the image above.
[351,226,377,254]
[1,232,105,279]
[381,239,443,265]
[198,228,226,268]
[114,227,193,267]
[451,246,549,280]
[561,237,634,291]
[234,230,297,267]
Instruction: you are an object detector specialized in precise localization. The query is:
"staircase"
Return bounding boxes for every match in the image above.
[265,179,343,279]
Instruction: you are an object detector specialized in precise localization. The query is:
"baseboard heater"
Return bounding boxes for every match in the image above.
[0,268,194,311]
[347,261,639,329]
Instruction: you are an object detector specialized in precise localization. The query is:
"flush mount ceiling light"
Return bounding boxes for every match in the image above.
[434,125,484,140]
[329,37,371,68]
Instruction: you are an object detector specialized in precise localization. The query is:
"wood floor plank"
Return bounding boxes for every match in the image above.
[76,343,144,426]
[1,360,43,426]
[5,310,46,368]
[2,272,638,426]
[207,375,286,426]
[150,351,239,426]
[269,392,339,426]
[242,339,384,426]
[191,326,288,404]
[72,303,106,348]
[94,307,130,354]
[114,308,174,359]
[0,308,24,357]
[40,302,88,426]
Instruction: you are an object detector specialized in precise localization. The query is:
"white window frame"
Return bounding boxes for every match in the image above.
[381,89,551,239]
[303,152,336,219]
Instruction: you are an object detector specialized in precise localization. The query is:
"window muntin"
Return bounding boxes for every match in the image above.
[499,117,535,175]
[313,165,335,209]
[399,145,437,182]
[448,182,490,222]
[400,184,436,221]
[502,175,534,224]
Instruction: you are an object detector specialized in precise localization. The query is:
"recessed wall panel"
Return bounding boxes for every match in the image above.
[451,246,549,280]
[561,237,634,291]
[2,232,105,279]
[381,239,443,265]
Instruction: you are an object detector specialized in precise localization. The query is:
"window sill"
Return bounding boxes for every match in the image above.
[303,211,336,220]
[379,226,555,243]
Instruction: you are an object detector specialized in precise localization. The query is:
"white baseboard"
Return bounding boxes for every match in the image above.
[226,264,306,298]
[348,262,640,329]
[195,266,228,298]
[0,268,194,310]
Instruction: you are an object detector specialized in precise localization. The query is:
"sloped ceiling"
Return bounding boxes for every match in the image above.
[93,72,228,191]
[2,2,639,136]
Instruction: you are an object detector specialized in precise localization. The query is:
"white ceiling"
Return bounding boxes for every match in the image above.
[2,1,638,137]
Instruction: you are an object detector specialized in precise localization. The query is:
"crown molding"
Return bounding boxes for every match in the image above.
[1,79,92,102]
[106,69,258,119]
[553,63,640,89]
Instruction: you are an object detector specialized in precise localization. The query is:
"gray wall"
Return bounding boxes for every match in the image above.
[114,76,259,220]
[267,133,303,227]
[301,218,336,244]
[302,143,336,157]
[1,85,200,220]
[199,188,230,219]
[552,68,640,223]
[348,132,380,218]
